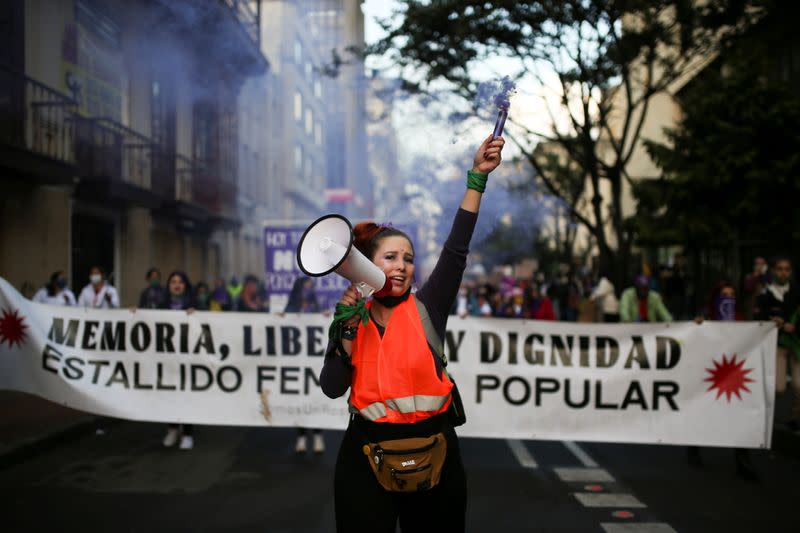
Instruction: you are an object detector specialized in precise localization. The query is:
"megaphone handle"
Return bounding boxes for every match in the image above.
[355,282,374,299]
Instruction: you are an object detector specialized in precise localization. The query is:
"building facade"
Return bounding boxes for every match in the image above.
[0,0,267,304]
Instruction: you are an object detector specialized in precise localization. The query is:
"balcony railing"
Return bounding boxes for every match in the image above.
[1,66,240,224]
[0,64,77,165]
[175,154,199,204]
[72,117,153,190]
[221,0,260,45]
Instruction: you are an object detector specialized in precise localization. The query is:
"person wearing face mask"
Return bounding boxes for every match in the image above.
[691,281,757,481]
[32,271,76,306]
[320,134,504,532]
[77,266,120,309]
[755,256,800,432]
[138,267,166,309]
[194,281,211,311]
[159,270,196,450]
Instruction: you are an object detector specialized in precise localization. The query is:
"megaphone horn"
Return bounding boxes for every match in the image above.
[296,214,392,298]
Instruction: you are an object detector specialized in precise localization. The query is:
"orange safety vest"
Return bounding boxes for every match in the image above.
[349,295,453,423]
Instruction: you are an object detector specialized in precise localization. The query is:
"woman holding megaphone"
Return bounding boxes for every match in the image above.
[320,134,504,532]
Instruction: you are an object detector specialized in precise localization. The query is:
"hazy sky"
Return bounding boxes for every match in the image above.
[360,0,564,171]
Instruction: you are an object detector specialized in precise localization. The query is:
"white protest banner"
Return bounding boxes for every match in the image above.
[0,278,776,448]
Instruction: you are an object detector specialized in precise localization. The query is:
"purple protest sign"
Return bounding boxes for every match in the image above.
[263,223,350,313]
[264,220,424,313]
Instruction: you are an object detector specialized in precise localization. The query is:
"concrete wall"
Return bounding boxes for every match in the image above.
[0,182,72,296]
[119,207,153,305]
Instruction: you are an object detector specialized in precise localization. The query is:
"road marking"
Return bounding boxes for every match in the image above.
[573,493,646,508]
[555,467,615,482]
[600,523,677,533]
[563,440,598,467]
[506,439,538,469]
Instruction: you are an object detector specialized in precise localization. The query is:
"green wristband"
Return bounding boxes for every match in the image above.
[466,170,488,193]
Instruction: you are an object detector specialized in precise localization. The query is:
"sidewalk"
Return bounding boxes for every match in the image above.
[0,390,96,468]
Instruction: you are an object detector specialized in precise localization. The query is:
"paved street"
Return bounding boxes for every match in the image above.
[1,419,797,532]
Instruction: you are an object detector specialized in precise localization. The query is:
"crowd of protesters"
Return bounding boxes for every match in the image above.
[27,254,799,472]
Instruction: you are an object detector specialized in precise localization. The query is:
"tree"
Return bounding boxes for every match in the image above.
[637,8,800,253]
[371,0,762,284]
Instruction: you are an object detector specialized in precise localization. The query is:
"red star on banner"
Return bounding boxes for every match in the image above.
[0,307,29,349]
[704,353,754,402]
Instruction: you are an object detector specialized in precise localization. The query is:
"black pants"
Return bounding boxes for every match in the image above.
[168,423,193,436]
[334,413,466,533]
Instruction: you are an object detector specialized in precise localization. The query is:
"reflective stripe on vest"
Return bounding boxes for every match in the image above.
[354,394,452,422]
[349,295,453,424]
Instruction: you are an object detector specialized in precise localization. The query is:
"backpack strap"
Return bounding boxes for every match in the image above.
[415,297,447,368]
[415,297,467,426]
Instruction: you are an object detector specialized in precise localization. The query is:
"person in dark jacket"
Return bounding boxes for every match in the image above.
[235,275,266,312]
[160,270,196,449]
[690,281,758,480]
[210,277,232,311]
[194,281,210,311]
[139,267,166,309]
[755,257,800,431]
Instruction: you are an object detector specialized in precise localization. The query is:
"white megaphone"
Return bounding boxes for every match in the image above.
[296,214,392,298]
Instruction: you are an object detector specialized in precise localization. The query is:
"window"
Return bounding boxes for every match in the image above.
[305,62,313,80]
[295,145,303,174]
[315,122,322,146]
[294,39,303,65]
[314,80,322,99]
[305,155,312,180]
[305,108,313,135]
[294,91,302,121]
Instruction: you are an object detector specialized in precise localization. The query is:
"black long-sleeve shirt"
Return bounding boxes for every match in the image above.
[320,207,478,399]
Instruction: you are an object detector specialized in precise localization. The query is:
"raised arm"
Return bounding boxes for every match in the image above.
[417,135,504,335]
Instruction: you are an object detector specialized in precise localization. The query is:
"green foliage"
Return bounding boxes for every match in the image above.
[638,46,800,249]
[372,0,764,284]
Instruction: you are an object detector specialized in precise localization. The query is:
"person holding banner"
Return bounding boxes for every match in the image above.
[160,270,196,450]
[32,271,76,306]
[321,134,504,532]
[77,266,119,309]
[285,276,326,454]
[138,267,166,309]
[755,257,800,432]
[691,281,757,481]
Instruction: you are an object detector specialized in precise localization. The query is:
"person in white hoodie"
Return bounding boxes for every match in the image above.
[77,266,120,309]
[32,271,76,306]
[590,270,620,322]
